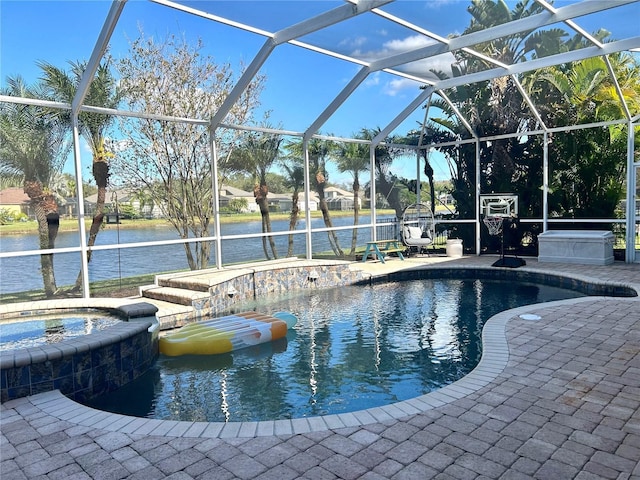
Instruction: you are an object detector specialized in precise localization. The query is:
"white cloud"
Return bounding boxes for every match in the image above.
[364,71,381,87]
[382,77,422,97]
[354,34,437,62]
[349,32,456,97]
[339,35,368,51]
[382,34,435,53]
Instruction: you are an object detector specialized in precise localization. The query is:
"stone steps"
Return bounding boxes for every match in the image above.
[137,258,370,330]
[155,276,211,292]
[140,285,208,307]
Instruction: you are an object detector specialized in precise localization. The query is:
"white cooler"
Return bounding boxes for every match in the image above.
[538,230,614,265]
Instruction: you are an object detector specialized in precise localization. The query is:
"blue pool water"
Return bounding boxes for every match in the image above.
[87,278,584,422]
[0,313,122,350]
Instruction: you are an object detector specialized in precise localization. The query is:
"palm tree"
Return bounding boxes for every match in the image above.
[336,139,369,255]
[0,76,69,297]
[233,129,282,259]
[38,59,121,290]
[357,127,405,219]
[284,137,343,256]
[418,0,574,246]
[400,127,440,214]
[281,160,305,257]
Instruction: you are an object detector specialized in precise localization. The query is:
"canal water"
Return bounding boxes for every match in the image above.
[0,215,395,294]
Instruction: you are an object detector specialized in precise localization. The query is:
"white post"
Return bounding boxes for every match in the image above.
[416,149,421,205]
[72,115,91,298]
[210,127,223,269]
[475,139,481,255]
[303,137,313,259]
[369,143,378,242]
[625,121,636,263]
[543,131,549,232]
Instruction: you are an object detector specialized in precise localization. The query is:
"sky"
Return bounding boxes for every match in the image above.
[1,0,639,186]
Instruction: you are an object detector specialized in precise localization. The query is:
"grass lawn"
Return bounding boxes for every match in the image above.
[0,209,396,235]
[0,273,161,304]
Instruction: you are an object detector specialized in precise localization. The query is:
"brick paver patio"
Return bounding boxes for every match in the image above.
[1,257,639,479]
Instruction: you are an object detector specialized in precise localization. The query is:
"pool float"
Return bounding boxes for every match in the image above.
[159,311,297,357]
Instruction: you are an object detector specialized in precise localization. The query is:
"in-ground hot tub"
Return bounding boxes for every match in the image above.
[0,299,159,403]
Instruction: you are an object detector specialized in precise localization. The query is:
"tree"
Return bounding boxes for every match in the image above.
[529,53,640,219]
[232,127,282,259]
[400,128,438,214]
[281,159,305,256]
[336,138,369,255]
[38,59,122,291]
[114,30,264,270]
[284,137,343,256]
[358,128,405,219]
[227,197,248,213]
[419,0,570,248]
[0,76,69,296]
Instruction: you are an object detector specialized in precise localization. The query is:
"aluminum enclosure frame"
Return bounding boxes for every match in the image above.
[1,0,639,298]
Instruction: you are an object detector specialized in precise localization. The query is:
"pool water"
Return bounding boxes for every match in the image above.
[87,278,584,422]
[0,313,123,350]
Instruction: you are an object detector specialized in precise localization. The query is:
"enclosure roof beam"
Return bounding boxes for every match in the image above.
[438,90,477,139]
[71,0,126,114]
[512,76,547,131]
[535,0,630,121]
[208,0,391,130]
[534,0,605,48]
[433,37,640,92]
[368,6,509,74]
[274,0,394,45]
[372,86,435,146]
[368,0,634,74]
[153,0,374,71]
[373,36,637,145]
[151,0,270,35]
[209,39,276,130]
[417,94,433,149]
[604,56,632,121]
[303,67,371,141]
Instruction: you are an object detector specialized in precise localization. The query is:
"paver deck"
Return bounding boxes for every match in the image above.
[1,256,639,479]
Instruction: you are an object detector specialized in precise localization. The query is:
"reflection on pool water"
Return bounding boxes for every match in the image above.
[87,278,584,422]
[0,313,123,350]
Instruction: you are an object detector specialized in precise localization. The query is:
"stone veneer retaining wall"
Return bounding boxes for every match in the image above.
[159,263,370,329]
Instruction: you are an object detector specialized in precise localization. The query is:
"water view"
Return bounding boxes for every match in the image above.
[1,215,392,294]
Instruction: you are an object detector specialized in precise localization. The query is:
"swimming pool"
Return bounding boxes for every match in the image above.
[87,277,586,422]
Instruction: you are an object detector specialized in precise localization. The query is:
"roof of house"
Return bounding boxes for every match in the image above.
[267,192,292,201]
[297,193,320,202]
[0,187,29,205]
[325,186,353,197]
[219,185,254,197]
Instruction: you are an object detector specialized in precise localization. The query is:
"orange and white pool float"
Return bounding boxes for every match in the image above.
[159,311,297,357]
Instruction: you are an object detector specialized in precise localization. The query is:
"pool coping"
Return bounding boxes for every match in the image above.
[0,320,154,370]
[0,297,159,319]
[12,294,609,439]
